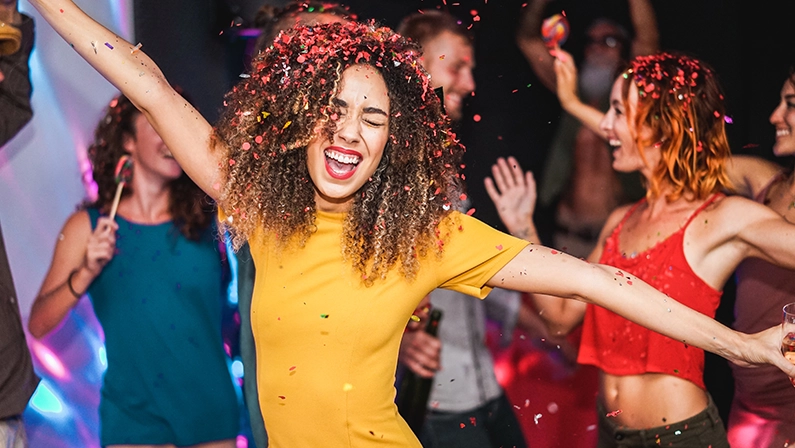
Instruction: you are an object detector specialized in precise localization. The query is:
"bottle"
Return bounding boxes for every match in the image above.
[395,308,443,434]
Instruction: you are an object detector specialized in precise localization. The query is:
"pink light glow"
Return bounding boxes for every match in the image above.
[30,340,70,380]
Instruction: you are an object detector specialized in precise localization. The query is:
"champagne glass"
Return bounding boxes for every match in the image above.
[781,302,795,386]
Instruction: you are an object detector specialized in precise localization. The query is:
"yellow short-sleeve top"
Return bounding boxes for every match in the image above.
[246,210,528,447]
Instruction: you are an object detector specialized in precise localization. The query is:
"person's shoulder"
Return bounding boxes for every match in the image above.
[727,155,785,199]
[707,194,780,224]
[440,210,502,235]
[60,209,93,237]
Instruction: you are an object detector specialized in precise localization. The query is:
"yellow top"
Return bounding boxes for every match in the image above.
[247,210,528,447]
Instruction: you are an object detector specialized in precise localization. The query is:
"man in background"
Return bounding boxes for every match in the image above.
[396,11,539,448]
[0,1,40,446]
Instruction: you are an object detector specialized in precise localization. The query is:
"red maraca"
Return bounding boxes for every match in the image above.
[109,155,133,220]
[541,13,570,48]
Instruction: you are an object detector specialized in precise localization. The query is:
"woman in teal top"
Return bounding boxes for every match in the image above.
[29,94,239,447]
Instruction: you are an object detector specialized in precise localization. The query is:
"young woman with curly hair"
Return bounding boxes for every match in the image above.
[29,1,795,445]
[525,51,795,447]
[28,94,239,447]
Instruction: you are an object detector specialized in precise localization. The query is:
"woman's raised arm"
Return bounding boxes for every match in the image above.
[28,0,222,199]
[488,244,795,377]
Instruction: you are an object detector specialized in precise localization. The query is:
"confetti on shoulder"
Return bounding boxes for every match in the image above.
[104,42,114,50]
[495,244,503,251]
[131,43,142,54]
[320,314,329,319]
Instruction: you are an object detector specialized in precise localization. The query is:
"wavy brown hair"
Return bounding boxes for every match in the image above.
[621,52,733,201]
[85,94,214,240]
[214,21,464,282]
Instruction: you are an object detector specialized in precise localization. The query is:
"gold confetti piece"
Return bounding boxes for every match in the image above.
[343,383,354,392]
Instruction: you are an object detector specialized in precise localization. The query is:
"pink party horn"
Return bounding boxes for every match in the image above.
[108,155,133,220]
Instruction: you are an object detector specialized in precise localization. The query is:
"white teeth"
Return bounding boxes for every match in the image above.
[777,129,791,138]
[325,149,360,165]
[609,139,621,147]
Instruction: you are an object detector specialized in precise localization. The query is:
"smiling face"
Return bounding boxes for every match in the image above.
[770,79,795,156]
[306,64,390,213]
[124,114,183,183]
[600,77,659,177]
[420,31,475,121]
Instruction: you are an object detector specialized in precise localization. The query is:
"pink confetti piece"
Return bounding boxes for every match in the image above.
[495,244,503,250]
[550,250,558,254]
[466,208,476,216]
[473,114,482,122]
[606,409,622,418]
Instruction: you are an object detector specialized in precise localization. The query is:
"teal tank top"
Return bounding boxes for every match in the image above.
[86,208,239,446]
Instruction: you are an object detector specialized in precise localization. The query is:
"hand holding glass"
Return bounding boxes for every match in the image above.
[781,303,795,386]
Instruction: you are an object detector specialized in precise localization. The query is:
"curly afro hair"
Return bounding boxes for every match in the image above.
[213,20,465,283]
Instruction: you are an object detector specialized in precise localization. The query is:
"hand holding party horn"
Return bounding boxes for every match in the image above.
[109,155,133,220]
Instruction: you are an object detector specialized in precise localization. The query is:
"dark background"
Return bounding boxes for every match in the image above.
[134,0,795,424]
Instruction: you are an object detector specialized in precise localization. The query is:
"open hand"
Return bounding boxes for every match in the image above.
[484,156,538,242]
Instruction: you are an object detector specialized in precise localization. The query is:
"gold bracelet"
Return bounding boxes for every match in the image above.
[67,270,84,298]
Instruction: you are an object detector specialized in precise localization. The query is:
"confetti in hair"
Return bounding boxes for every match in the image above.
[214,21,465,283]
[619,52,732,201]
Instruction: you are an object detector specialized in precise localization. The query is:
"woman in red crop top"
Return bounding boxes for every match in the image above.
[530,52,795,447]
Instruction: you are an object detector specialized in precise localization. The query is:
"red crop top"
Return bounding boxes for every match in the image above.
[578,194,723,390]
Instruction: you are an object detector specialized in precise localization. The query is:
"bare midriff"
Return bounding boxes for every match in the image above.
[600,371,708,429]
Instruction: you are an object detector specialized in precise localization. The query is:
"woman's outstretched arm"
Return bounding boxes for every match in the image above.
[27,0,222,199]
[488,244,795,377]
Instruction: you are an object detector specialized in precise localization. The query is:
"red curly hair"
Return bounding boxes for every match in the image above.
[213,21,464,283]
[620,52,733,201]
